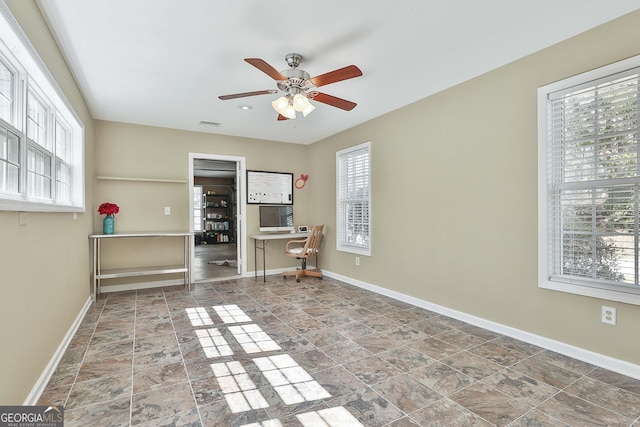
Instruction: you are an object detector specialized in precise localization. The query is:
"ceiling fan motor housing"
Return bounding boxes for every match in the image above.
[277,68,313,93]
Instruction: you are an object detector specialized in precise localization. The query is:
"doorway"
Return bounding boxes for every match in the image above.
[189,153,246,282]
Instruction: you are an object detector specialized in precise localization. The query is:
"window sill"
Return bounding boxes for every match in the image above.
[337,245,371,257]
[540,279,640,306]
[0,197,84,213]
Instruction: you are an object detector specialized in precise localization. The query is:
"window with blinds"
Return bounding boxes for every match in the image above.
[336,142,371,256]
[539,55,640,304]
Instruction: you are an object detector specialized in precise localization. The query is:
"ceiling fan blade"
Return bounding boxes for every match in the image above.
[277,114,289,121]
[309,65,362,87]
[245,58,287,80]
[218,90,277,100]
[311,92,357,111]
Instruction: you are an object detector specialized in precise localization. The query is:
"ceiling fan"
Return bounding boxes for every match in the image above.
[219,53,362,121]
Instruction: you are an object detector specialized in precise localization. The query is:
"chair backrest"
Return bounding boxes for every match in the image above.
[302,224,324,257]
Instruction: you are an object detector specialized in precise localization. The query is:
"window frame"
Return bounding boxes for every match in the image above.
[336,141,371,256]
[538,54,640,306]
[0,2,84,212]
[193,185,203,232]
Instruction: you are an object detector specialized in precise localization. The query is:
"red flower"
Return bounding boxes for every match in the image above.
[98,202,120,215]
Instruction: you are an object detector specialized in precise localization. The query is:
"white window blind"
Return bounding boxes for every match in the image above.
[337,142,371,255]
[539,56,640,303]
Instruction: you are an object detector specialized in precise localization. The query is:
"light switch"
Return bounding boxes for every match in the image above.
[164,207,171,215]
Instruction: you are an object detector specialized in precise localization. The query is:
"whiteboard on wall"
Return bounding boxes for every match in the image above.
[247,170,293,204]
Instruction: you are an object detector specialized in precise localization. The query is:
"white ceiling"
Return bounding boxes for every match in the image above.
[36,0,640,145]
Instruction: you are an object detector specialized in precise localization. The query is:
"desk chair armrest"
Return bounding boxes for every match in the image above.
[285,239,307,253]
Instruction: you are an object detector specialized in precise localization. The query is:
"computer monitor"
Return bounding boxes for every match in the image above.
[259,205,294,232]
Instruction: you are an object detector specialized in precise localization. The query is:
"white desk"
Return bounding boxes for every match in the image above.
[249,232,309,282]
[89,232,193,301]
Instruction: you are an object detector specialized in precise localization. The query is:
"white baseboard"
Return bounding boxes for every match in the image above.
[24,296,93,405]
[323,271,640,381]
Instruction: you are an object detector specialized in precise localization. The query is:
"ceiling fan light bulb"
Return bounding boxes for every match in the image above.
[272,96,289,115]
[284,105,297,119]
[293,93,309,111]
[302,102,316,117]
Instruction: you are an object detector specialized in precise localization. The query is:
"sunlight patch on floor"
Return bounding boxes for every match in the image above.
[188,303,360,424]
[211,361,269,413]
[296,406,364,426]
[228,324,282,354]
[186,307,214,326]
[253,354,331,404]
[195,328,234,357]
[213,304,252,323]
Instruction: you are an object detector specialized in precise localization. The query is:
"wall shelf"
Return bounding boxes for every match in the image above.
[97,176,187,183]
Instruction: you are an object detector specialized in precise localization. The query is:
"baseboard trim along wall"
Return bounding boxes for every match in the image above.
[25,296,93,405]
[323,270,640,381]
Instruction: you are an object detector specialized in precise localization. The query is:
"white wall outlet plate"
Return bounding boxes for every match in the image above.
[601,306,616,325]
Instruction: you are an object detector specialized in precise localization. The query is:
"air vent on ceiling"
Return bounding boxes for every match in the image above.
[199,120,221,127]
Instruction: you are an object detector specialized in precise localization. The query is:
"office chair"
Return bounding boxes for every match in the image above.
[282,225,324,282]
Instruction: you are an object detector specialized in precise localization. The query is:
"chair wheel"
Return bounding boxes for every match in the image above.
[296,279,300,282]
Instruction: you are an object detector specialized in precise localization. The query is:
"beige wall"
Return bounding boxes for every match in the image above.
[3,0,640,405]
[1,0,95,404]
[309,10,640,365]
[93,120,310,277]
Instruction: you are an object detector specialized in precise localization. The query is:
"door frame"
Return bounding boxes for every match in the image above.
[188,152,247,278]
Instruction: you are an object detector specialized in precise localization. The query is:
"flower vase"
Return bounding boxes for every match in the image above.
[103,214,115,235]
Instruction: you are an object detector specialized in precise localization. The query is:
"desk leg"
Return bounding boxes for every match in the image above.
[253,239,267,283]
[262,240,266,282]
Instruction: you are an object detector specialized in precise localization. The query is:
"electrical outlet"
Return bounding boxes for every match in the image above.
[355,256,360,266]
[601,306,616,325]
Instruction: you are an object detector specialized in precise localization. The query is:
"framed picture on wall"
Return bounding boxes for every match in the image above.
[247,170,293,204]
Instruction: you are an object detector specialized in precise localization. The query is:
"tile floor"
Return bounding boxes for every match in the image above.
[39,276,640,426]
[192,243,238,282]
